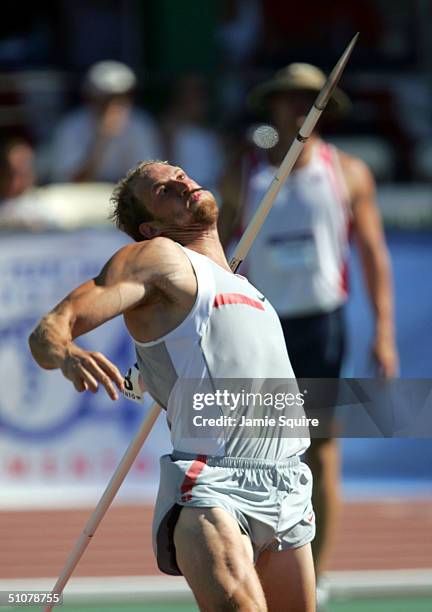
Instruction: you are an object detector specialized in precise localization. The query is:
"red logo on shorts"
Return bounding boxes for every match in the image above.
[306,511,315,524]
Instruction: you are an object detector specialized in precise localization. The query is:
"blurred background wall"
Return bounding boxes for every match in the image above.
[0,1,431,605]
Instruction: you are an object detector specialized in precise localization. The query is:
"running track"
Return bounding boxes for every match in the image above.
[1,499,431,579]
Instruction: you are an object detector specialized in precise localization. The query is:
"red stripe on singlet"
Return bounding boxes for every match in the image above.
[180,455,208,502]
[213,293,265,311]
[320,143,347,209]
[320,142,351,297]
[340,259,349,295]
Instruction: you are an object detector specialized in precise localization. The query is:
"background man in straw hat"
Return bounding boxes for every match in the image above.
[218,62,399,607]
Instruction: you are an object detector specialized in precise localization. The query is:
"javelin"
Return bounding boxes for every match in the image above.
[44,33,358,611]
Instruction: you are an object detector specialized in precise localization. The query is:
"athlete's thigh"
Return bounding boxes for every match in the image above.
[174,506,266,611]
[256,543,316,612]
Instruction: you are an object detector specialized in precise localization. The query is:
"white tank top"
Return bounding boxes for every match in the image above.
[241,141,352,316]
[134,245,309,459]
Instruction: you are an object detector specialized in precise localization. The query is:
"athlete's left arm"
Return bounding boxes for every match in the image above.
[344,155,399,378]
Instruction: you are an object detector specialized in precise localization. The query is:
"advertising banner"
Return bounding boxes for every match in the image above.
[1,229,432,508]
[0,230,171,508]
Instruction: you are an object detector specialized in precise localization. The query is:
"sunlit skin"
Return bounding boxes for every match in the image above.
[135,164,217,234]
[28,163,230,392]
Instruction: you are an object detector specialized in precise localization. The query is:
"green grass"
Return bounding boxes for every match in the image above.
[9,596,432,611]
[8,603,197,612]
[331,598,432,612]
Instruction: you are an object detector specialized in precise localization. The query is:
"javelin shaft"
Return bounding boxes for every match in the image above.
[45,34,358,610]
[230,32,359,273]
[229,106,320,272]
[43,403,161,612]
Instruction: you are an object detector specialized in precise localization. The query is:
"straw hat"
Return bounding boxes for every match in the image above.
[248,62,351,115]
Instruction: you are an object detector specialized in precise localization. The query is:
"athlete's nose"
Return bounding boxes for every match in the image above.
[175,177,197,198]
[166,179,186,197]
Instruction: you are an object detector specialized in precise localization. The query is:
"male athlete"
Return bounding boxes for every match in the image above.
[218,63,399,606]
[29,161,316,612]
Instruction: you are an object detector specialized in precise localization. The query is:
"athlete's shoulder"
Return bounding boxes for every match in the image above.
[121,236,182,259]
[98,237,184,284]
[334,147,374,181]
[332,146,376,199]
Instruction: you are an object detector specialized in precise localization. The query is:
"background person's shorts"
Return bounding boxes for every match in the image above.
[280,306,346,434]
[153,452,315,575]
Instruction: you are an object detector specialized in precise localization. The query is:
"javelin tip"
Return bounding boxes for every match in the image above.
[315,33,359,111]
[344,32,360,58]
[334,32,359,76]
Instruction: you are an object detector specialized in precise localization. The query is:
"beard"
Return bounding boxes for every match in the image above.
[154,189,219,242]
[188,190,218,226]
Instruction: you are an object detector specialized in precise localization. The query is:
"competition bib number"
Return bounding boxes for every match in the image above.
[266,233,318,271]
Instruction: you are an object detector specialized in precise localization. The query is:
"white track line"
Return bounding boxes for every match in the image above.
[0,570,431,602]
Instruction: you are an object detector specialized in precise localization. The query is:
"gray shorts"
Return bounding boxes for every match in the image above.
[153,452,315,575]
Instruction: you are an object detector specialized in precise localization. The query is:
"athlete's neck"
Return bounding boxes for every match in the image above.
[162,225,231,271]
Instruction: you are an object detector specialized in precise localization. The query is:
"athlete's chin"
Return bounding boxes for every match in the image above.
[191,191,218,226]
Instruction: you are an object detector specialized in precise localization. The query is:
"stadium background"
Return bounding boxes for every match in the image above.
[0,2,431,610]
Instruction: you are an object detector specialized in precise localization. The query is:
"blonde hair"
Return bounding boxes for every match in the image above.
[109,160,169,241]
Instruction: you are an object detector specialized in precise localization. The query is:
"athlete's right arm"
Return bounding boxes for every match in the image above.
[28,238,170,400]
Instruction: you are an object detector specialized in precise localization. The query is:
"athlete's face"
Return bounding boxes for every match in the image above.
[134,163,218,237]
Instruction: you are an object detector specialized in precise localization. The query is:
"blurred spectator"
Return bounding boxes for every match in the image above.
[160,74,224,194]
[48,60,162,183]
[0,138,113,230]
[0,138,44,229]
[0,138,35,200]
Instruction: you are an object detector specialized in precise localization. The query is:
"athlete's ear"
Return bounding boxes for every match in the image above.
[138,221,163,239]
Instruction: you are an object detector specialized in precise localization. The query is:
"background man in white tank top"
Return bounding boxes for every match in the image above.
[219,63,399,604]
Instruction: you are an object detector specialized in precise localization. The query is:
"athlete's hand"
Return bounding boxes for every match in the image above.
[60,344,124,400]
[372,335,399,379]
